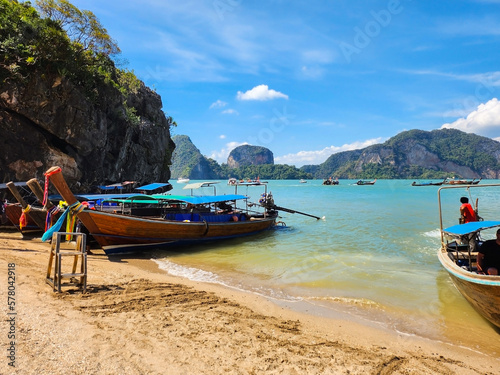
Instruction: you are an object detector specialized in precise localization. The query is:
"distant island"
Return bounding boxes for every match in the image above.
[171,129,500,180]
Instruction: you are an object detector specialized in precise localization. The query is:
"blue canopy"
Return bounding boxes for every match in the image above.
[108,194,247,205]
[135,183,171,191]
[98,184,124,190]
[443,220,500,236]
[48,193,147,201]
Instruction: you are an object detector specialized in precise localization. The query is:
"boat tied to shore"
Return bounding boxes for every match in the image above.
[43,166,284,254]
[437,184,500,329]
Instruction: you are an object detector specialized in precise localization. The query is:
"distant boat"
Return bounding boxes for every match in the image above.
[437,184,500,329]
[300,179,307,183]
[322,177,339,185]
[411,179,446,186]
[177,178,190,184]
[444,178,481,185]
[356,179,376,185]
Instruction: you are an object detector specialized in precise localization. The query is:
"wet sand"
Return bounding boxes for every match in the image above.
[0,230,498,374]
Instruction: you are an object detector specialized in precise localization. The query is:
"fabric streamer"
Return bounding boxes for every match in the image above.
[41,201,84,242]
[19,205,31,230]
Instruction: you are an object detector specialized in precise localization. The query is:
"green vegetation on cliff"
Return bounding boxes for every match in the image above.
[171,135,310,180]
[302,129,500,179]
[0,0,174,127]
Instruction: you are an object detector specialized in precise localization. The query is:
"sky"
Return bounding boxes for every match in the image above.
[68,0,500,167]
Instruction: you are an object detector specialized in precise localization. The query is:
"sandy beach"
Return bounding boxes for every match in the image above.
[1,229,499,375]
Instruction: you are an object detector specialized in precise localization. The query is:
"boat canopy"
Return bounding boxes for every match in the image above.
[107,194,247,205]
[135,182,172,191]
[183,182,220,190]
[48,193,147,202]
[442,220,500,236]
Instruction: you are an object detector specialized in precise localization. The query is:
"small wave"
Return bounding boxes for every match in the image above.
[307,295,381,308]
[423,228,441,238]
[153,258,301,302]
[154,259,221,283]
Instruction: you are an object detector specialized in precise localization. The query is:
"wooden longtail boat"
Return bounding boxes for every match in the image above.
[44,166,279,254]
[444,178,481,185]
[437,184,500,329]
[5,181,47,233]
[4,203,42,233]
[411,179,446,186]
[356,179,376,185]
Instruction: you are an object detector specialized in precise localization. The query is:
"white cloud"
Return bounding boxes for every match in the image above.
[275,138,385,167]
[441,98,500,135]
[222,109,239,115]
[219,135,226,139]
[210,100,227,109]
[209,141,249,163]
[236,85,289,101]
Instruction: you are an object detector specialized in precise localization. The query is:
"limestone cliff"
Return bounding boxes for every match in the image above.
[0,0,175,191]
[170,135,219,179]
[0,75,174,190]
[227,145,274,169]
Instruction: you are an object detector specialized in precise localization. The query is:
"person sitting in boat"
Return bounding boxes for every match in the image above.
[216,202,233,214]
[459,197,477,224]
[477,229,500,275]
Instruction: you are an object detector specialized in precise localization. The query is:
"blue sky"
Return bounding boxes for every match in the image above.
[68,0,500,166]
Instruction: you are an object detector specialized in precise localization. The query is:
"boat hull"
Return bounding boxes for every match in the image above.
[4,203,43,233]
[76,210,277,253]
[438,248,500,329]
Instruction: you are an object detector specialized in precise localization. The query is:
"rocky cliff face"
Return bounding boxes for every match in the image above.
[0,73,174,190]
[170,135,218,179]
[303,129,500,179]
[227,145,274,168]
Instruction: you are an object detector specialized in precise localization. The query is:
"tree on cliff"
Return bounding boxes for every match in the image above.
[35,0,120,56]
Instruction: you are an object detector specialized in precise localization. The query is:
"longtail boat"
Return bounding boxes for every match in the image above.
[5,181,47,233]
[44,166,280,254]
[356,179,376,185]
[444,178,481,185]
[437,184,500,329]
[411,179,446,186]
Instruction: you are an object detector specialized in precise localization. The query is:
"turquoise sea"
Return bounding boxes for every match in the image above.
[149,179,500,355]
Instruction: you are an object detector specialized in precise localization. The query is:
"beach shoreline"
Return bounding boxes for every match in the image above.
[1,231,498,374]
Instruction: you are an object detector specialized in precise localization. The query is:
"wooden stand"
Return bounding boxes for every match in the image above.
[46,232,87,293]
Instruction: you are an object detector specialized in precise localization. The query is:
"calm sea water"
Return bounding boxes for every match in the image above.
[149,179,500,355]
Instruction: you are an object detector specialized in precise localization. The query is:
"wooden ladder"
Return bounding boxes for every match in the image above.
[46,232,87,293]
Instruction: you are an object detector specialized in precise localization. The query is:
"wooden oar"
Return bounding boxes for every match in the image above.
[272,205,321,220]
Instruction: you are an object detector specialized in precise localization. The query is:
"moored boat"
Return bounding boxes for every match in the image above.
[176,178,190,184]
[411,179,446,186]
[356,179,376,185]
[322,177,339,185]
[5,181,47,233]
[444,178,481,185]
[437,184,500,329]
[43,166,280,254]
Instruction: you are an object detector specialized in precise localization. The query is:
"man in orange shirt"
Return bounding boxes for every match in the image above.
[460,197,477,224]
